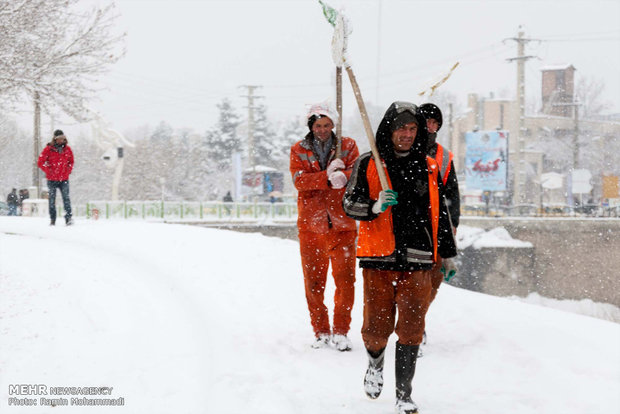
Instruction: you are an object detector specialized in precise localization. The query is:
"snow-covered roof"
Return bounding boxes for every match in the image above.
[540,64,575,71]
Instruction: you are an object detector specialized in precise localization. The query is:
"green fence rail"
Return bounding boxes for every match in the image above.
[83,201,299,221]
[20,199,620,221]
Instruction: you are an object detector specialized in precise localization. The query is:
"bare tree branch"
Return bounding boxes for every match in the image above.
[0,0,126,121]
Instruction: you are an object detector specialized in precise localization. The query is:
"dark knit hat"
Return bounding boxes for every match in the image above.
[419,103,443,131]
[390,110,418,132]
[54,129,64,137]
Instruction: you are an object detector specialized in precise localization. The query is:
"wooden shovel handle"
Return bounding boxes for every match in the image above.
[344,66,389,190]
[335,66,342,159]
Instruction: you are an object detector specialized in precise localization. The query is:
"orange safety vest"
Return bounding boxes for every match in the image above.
[357,156,440,261]
[434,144,454,186]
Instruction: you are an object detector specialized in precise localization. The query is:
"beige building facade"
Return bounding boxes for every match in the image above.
[449,85,620,207]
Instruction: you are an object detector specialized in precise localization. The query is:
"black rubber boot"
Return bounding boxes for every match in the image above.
[395,342,419,414]
[363,347,385,399]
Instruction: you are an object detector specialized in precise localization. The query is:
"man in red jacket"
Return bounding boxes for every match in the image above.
[290,102,359,351]
[38,129,74,226]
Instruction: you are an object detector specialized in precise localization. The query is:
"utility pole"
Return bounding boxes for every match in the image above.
[375,0,383,104]
[240,85,263,197]
[506,28,538,205]
[32,91,41,197]
[448,103,455,168]
[572,102,579,170]
[240,85,263,171]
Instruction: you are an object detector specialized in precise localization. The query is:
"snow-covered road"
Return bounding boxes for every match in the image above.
[1,218,619,413]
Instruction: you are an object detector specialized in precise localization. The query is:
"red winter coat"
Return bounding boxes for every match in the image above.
[38,144,74,181]
[290,133,359,234]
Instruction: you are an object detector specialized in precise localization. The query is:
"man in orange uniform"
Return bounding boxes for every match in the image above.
[418,103,460,355]
[290,102,360,351]
[343,102,457,413]
[419,103,459,295]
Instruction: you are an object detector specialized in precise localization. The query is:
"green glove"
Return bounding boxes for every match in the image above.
[440,258,457,281]
[371,189,398,214]
[375,189,398,212]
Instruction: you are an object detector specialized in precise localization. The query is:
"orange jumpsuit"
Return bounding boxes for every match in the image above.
[290,134,359,337]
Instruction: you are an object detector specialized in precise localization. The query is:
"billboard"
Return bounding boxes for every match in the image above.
[241,167,284,198]
[602,175,619,199]
[464,130,508,191]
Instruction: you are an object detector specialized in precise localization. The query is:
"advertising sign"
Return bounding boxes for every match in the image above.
[602,175,619,199]
[464,130,508,191]
[571,169,592,194]
[241,167,284,198]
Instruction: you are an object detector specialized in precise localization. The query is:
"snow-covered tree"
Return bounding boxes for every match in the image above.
[0,114,31,193]
[150,121,174,143]
[120,138,165,200]
[252,103,279,167]
[0,0,125,119]
[273,117,306,170]
[576,76,612,120]
[204,98,241,169]
[69,134,111,203]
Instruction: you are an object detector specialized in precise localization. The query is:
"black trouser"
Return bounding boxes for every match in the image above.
[47,180,72,221]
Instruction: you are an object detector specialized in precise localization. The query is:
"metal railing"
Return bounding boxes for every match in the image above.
[461,203,620,218]
[13,199,619,221]
[83,201,298,222]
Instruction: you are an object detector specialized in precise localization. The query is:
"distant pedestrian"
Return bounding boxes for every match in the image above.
[6,188,18,216]
[37,130,74,226]
[18,188,29,215]
[222,191,233,214]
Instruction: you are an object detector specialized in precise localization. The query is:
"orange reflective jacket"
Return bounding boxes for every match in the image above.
[290,135,359,233]
[357,156,440,261]
[434,144,453,186]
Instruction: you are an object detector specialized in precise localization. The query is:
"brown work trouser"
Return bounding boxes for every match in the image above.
[299,230,357,337]
[430,256,443,303]
[361,268,433,353]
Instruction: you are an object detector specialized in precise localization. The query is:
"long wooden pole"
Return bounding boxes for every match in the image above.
[335,66,342,159]
[344,66,389,190]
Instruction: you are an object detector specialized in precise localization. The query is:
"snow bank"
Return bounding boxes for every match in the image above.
[509,292,620,324]
[457,224,533,249]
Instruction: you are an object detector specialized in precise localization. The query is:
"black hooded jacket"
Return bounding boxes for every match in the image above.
[343,102,457,271]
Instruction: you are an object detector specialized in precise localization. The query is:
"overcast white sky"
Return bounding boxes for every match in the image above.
[41,0,620,135]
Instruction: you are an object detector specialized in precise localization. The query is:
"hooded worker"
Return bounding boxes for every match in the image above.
[343,101,457,414]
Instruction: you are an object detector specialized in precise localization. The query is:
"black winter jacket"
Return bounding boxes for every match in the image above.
[343,102,457,271]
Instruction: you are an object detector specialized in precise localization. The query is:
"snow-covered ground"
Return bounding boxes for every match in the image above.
[1,217,619,414]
